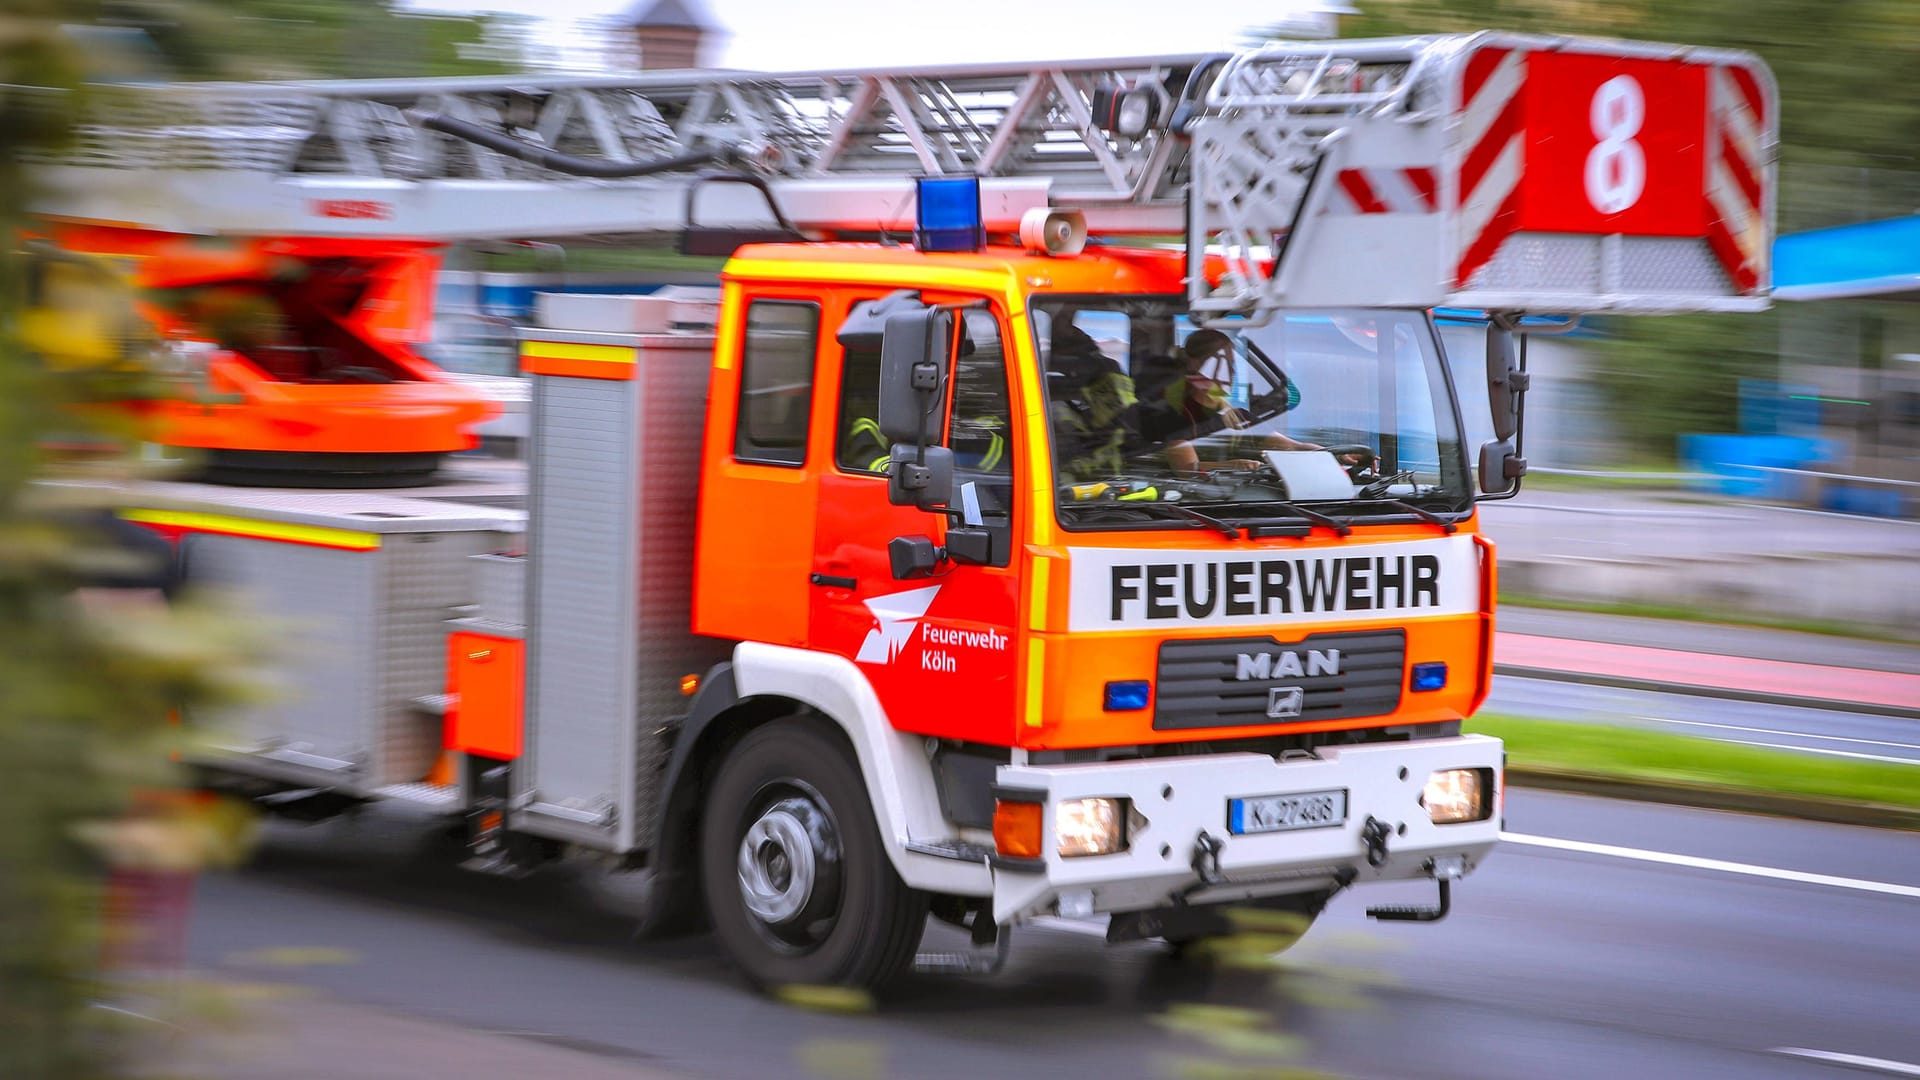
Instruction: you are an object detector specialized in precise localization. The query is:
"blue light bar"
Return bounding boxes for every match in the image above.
[1410,662,1448,693]
[915,176,984,253]
[1103,680,1151,712]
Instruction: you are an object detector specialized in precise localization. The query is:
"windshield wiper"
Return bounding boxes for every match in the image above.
[1356,497,1458,533]
[1188,501,1351,537]
[1164,503,1241,539]
[1061,499,1240,539]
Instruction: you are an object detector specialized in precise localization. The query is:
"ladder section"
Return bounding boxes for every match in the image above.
[1182,32,1779,318]
[33,56,1212,240]
[32,33,1778,320]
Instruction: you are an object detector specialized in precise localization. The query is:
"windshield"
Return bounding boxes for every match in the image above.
[1034,298,1471,530]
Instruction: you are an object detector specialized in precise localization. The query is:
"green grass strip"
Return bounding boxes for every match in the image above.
[1466,714,1920,811]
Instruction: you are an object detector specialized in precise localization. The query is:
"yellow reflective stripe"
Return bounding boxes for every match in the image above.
[118,509,381,551]
[1023,637,1047,728]
[864,453,892,473]
[725,258,1012,295]
[851,417,883,441]
[978,431,1005,471]
[1027,555,1051,632]
[519,341,638,364]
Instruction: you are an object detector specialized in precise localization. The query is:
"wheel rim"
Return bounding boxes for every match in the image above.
[734,789,843,951]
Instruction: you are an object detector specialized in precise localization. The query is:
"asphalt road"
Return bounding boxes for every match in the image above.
[174,789,1920,1080]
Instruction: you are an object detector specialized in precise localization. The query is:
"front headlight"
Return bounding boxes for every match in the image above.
[1056,797,1127,857]
[1423,768,1490,824]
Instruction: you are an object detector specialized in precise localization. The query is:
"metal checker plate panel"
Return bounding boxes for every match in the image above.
[1153,629,1405,731]
[181,534,377,771]
[525,376,638,844]
[630,337,732,841]
[373,531,506,785]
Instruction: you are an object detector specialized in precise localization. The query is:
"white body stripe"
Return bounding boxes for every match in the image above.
[1454,51,1526,163]
[1066,536,1480,633]
[1456,138,1523,268]
[1706,67,1766,280]
[1329,167,1438,215]
[1453,51,1526,284]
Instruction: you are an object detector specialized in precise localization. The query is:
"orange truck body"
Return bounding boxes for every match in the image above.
[691,243,1496,752]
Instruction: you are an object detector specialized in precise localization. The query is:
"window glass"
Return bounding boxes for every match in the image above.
[735,301,818,466]
[1033,297,1470,531]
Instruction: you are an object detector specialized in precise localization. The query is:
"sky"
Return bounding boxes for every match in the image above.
[403,0,1344,73]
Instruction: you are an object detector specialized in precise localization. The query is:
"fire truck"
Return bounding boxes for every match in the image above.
[35,31,1776,993]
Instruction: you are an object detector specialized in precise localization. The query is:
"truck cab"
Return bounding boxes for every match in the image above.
[661,240,1503,985]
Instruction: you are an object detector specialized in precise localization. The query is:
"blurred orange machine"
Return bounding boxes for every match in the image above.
[29,223,495,486]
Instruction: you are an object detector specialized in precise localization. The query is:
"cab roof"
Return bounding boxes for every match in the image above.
[722,240,1194,297]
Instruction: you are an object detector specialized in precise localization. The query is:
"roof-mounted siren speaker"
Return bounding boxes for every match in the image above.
[1019,207,1087,257]
[1089,82,1159,139]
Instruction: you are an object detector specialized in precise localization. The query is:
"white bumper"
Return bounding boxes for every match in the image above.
[990,735,1503,925]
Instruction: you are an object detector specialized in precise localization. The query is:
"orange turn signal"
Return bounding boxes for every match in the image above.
[993,800,1044,859]
[679,673,701,696]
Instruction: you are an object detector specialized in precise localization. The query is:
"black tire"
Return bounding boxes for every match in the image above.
[700,721,928,993]
[199,449,444,489]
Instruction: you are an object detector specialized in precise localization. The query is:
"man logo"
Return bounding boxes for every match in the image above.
[1267,687,1305,719]
[854,584,941,665]
[1236,649,1340,681]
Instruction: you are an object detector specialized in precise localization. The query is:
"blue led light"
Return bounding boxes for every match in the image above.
[915,176,985,252]
[1104,680,1151,711]
[1410,662,1448,692]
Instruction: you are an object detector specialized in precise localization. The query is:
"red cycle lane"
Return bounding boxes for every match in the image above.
[1494,633,1920,713]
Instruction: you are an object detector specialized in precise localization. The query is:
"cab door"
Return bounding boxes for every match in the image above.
[692,287,827,646]
[809,301,1022,745]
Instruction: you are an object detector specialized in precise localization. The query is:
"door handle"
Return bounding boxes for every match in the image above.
[809,572,857,589]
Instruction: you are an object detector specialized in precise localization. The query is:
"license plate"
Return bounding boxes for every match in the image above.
[1228,788,1348,835]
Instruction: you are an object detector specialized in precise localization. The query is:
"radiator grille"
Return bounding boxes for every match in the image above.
[1153,629,1406,731]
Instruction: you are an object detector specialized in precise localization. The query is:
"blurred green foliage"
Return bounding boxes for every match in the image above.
[2,3,264,1076]
[87,0,536,81]
[1261,0,1920,457]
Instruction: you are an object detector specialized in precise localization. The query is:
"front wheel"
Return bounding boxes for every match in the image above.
[700,721,928,993]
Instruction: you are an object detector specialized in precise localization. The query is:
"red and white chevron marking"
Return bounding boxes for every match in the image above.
[1706,64,1767,292]
[1330,167,1438,214]
[1452,46,1527,288]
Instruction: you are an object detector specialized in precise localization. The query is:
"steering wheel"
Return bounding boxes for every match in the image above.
[1322,444,1379,483]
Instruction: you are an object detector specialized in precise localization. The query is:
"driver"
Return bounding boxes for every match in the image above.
[1144,329,1328,473]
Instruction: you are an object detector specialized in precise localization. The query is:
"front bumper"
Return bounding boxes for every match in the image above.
[990,735,1502,925]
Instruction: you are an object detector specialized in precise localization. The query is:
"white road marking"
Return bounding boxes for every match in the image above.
[1770,1048,1920,1077]
[1739,741,1920,766]
[1635,715,1920,753]
[1499,833,1920,900]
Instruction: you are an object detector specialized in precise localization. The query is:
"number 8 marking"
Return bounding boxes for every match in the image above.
[1585,75,1646,214]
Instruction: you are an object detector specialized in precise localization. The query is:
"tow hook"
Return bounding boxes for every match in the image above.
[1367,855,1465,923]
[1191,830,1225,886]
[1360,816,1391,867]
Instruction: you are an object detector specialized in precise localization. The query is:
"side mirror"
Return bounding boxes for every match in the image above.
[1478,438,1528,495]
[889,535,942,579]
[887,444,953,511]
[877,307,953,446]
[1485,324,1530,443]
[942,525,1000,567]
